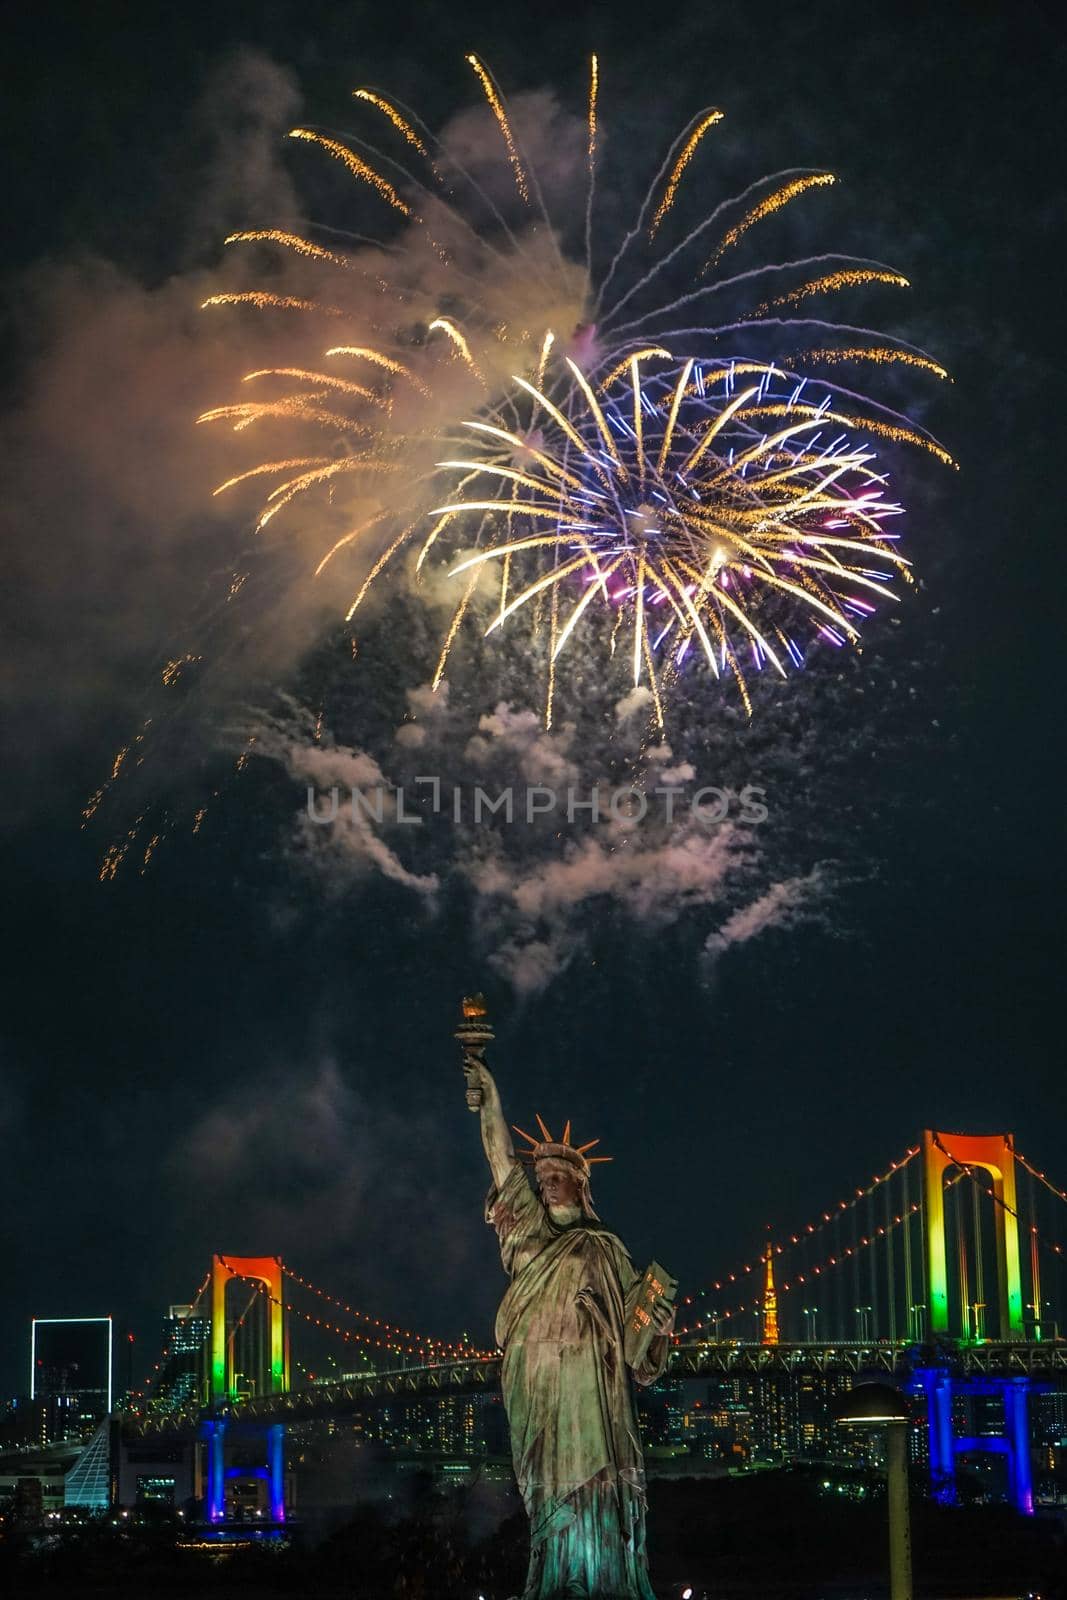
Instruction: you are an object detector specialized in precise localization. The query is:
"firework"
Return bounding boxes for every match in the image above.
[197,53,952,726]
[433,353,914,721]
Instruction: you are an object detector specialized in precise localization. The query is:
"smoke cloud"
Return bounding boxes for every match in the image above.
[6,48,843,995]
[2,54,590,824]
[254,686,832,996]
[172,1056,479,1299]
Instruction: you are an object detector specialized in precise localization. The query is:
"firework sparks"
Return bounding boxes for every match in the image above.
[212,458,329,496]
[241,368,380,401]
[287,129,411,217]
[650,110,725,237]
[755,267,910,314]
[709,172,837,266]
[587,54,599,172]
[197,397,370,434]
[353,89,429,157]
[161,654,201,686]
[431,353,921,721]
[325,347,432,396]
[466,54,530,203]
[585,54,599,273]
[201,291,343,315]
[427,317,485,381]
[190,53,951,739]
[225,230,349,266]
[798,346,950,381]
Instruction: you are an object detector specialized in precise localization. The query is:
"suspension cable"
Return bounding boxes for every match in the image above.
[218,1258,498,1363]
[281,1260,475,1357]
[681,1145,919,1311]
[902,1156,914,1332]
[1014,1148,1067,1206]
[676,1193,929,1340]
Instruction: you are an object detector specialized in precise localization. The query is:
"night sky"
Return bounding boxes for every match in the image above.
[2,0,1064,1400]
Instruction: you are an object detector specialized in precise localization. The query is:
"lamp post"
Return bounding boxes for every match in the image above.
[834,1383,913,1600]
[802,1307,818,1341]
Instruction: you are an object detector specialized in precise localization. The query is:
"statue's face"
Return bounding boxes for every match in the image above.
[537,1160,582,1210]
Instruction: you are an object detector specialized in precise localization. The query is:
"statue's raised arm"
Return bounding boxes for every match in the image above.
[463,1055,516,1192]
[455,994,516,1192]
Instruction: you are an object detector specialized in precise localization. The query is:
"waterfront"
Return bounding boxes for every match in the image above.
[3,1469,1065,1598]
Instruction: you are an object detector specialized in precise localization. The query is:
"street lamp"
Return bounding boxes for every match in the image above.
[834,1382,913,1600]
[802,1307,819,1341]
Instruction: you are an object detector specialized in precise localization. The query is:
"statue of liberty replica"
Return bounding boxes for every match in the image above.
[457,999,676,1600]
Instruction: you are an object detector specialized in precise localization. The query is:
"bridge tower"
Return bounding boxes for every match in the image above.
[209,1255,288,1402]
[918,1133,1032,1515]
[203,1255,288,1523]
[921,1131,1024,1340]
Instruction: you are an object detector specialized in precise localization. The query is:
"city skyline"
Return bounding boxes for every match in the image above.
[1,1,1063,1588]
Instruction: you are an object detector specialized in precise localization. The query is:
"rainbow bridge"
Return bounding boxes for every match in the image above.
[115,1129,1067,1522]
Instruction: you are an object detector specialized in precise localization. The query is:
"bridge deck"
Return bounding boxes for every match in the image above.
[122,1339,1067,1439]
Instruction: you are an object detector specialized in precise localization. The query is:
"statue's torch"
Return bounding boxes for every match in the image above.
[455,993,494,1112]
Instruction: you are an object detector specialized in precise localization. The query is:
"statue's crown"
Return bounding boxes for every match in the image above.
[512,1115,612,1177]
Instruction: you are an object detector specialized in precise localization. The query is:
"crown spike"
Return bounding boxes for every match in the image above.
[576,1139,600,1154]
[512,1125,541,1148]
[562,1120,572,1145]
[587,1156,614,1165]
[535,1113,553,1142]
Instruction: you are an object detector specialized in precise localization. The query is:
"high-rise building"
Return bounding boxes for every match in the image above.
[1032,1389,1067,1505]
[751,1374,798,1459]
[366,1391,507,1458]
[30,1318,112,1444]
[155,1305,209,1410]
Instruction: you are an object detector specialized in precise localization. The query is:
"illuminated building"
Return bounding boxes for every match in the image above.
[632,1373,913,1469]
[1032,1390,1067,1505]
[30,1318,112,1444]
[156,1304,209,1409]
[796,1372,855,1457]
[64,1416,115,1510]
[751,1375,798,1459]
[370,1391,507,1458]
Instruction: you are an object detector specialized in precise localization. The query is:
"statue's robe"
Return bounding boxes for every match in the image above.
[487,1163,668,1600]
